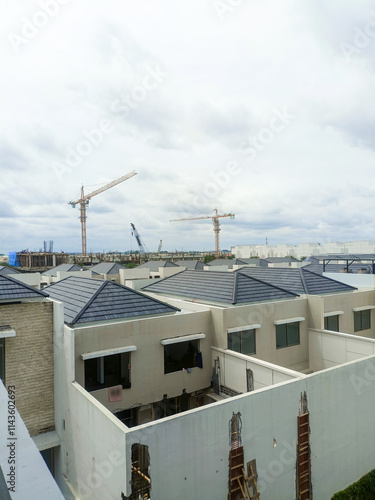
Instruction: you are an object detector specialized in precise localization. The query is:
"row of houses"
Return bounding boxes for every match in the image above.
[1,261,375,498]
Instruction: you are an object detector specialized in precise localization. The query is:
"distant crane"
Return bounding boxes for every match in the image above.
[157,239,163,254]
[69,170,137,256]
[131,223,147,258]
[170,208,235,259]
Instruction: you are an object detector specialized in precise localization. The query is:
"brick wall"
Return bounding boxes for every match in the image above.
[1,301,54,436]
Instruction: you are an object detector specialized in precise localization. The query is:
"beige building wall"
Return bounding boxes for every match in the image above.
[323,289,375,337]
[2,301,55,436]
[73,310,212,412]
[212,298,309,371]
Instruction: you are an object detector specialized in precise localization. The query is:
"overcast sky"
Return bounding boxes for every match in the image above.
[1,0,375,255]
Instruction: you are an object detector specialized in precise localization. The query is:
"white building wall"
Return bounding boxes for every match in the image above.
[124,355,375,500]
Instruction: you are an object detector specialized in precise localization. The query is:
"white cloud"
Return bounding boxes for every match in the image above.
[1,0,375,255]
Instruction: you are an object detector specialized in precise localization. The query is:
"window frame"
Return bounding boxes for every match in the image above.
[227,328,256,355]
[163,339,200,374]
[354,309,371,332]
[324,314,339,332]
[276,321,300,349]
[84,351,131,392]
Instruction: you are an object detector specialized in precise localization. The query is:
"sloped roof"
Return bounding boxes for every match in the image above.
[0,274,48,301]
[137,260,179,271]
[42,264,86,277]
[175,260,205,270]
[237,267,356,295]
[0,265,20,275]
[206,259,257,269]
[89,262,125,275]
[142,270,298,305]
[265,257,298,263]
[44,276,179,325]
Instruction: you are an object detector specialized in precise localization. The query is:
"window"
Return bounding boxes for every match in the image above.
[0,339,4,382]
[228,329,256,355]
[354,309,371,332]
[276,322,300,348]
[84,352,131,392]
[164,339,199,374]
[324,315,339,332]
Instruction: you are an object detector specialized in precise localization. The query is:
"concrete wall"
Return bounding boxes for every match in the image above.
[11,272,41,289]
[120,267,149,284]
[73,310,212,411]
[212,298,309,371]
[309,329,375,371]
[63,383,128,500]
[212,347,303,393]
[1,301,55,436]
[123,355,375,500]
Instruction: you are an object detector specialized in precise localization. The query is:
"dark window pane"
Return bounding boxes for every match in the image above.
[325,315,339,332]
[354,311,361,332]
[362,310,371,330]
[228,331,241,353]
[241,330,256,355]
[276,324,287,348]
[287,322,299,346]
[164,340,199,374]
[85,353,131,391]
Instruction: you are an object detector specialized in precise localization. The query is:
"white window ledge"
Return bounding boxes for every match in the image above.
[353,306,375,312]
[324,311,344,317]
[161,333,205,345]
[0,325,16,338]
[81,345,137,360]
[274,317,305,326]
[227,324,261,334]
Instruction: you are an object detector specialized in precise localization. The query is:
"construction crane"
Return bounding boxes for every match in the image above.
[170,208,235,260]
[157,240,163,254]
[69,170,137,256]
[131,223,147,258]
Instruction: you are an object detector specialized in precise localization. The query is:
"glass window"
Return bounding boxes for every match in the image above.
[324,315,339,332]
[354,310,371,332]
[164,340,199,374]
[276,322,300,348]
[228,329,256,355]
[84,352,131,392]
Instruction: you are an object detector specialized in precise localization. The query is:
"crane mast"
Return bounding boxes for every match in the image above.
[131,223,147,256]
[69,170,137,256]
[170,208,235,259]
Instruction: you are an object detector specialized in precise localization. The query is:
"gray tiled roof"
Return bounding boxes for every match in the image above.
[237,267,356,295]
[42,264,86,277]
[89,262,125,275]
[142,270,298,305]
[175,260,205,270]
[304,262,373,275]
[0,274,48,301]
[44,276,179,325]
[137,260,179,271]
[0,266,20,275]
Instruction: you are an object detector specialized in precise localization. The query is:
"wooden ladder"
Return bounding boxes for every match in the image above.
[243,464,260,500]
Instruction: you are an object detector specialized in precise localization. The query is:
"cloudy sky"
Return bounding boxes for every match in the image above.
[1,0,375,255]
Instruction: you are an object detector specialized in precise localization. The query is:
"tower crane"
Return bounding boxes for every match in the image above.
[130,223,147,258]
[170,208,235,260]
[69,170,137,256]
[157,239,163,254]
